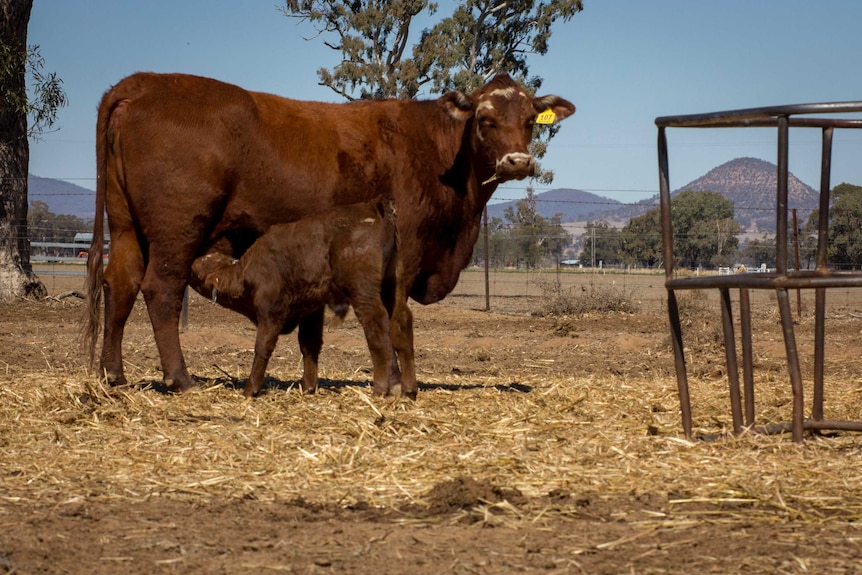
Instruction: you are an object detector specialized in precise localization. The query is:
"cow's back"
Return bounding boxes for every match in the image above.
[105,72,461,261]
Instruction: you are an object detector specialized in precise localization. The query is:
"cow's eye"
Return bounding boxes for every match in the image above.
[478,115,495,128]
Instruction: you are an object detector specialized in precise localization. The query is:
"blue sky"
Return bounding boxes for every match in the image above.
[28,0,862,208]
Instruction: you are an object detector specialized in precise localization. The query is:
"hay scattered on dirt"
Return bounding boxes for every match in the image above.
[3,348,862,525]
[2,280,862,529]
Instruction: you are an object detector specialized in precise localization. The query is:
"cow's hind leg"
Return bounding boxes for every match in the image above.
[140,248,195,392]
[99,230,144,386]
[297,308,325,393]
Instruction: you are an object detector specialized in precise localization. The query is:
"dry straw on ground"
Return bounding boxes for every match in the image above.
[3,305,862,527]
[2,274,862,529]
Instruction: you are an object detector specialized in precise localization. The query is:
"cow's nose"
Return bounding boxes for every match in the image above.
[496,152,534,180]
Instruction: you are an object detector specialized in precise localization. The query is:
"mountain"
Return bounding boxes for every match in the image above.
[675,157,818,231]
[28,157,820,233]
[486,188,623,223]
[594,157,819,232]
[28,174,95,220]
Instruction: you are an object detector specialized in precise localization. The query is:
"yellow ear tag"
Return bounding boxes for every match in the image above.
[536,108,556,125]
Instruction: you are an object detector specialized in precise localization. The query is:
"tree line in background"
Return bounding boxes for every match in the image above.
[27,200,89,244]
[21,182,862,270]
[1,0,583,298]
[470,185,862,271]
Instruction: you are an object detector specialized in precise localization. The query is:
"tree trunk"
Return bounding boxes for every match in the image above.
[0,0,45,299]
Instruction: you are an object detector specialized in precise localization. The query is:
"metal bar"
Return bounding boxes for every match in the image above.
[791,208,802,318]
[739,288,755,427]
[720,288,743,433]
[776,115,790,276]
[655,100,862,128]
[658,127,674,279]
[656,102,862,441]
[812,127,833,422]
[776,288,805,443]
[659,125,693,440]
[666,272,862,290]
[655,117,862,130]
[483,206,490,311]
[667,289,692,440]
[816,127,833,271]
[813,287,826,421]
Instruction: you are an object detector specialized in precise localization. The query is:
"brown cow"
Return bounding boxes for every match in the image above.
[190,196,402,398]
[85,72,574,398]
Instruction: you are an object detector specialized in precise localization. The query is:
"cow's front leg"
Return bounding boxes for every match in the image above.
[297,308,325,393]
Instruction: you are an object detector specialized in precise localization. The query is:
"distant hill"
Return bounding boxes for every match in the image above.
[28,175,95,220]
[28,158,821,233]
[486,188,623,222]
[597,157,819,232]
[676,157,818,231]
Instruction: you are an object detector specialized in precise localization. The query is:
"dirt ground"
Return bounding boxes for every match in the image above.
[2,269,862,574]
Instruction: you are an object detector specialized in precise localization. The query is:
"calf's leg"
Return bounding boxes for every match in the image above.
[352,296,394,397]
[390,299,417,399]
[245,317,281,398]
[297,308,325,393]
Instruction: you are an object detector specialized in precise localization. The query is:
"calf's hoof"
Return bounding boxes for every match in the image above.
[243,385,263,398]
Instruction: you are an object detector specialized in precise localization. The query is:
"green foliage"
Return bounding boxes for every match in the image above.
[805,182,862,269]
[477,188,572,268]
[416,0,583,94]
[281,0,582,183]
[27,200,91,244]
[283,0,582,100]
[281,0,435,99]
[620,209,661,268]
[621,190,740,269]
[0,42,67,137]
[578,220,622,267]
[738,235,775,268]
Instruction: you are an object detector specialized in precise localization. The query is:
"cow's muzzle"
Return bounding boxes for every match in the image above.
[495,152,535,181]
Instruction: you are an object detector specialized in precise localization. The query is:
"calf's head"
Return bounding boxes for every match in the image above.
[440,74,575,184]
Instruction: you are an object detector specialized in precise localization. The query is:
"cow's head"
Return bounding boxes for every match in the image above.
[440,74,575,185]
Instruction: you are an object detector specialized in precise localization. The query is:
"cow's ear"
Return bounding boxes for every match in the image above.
[438,91,474,121]
[533,95,576,123]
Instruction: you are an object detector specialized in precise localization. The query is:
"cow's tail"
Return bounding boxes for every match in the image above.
[83,86,123,369]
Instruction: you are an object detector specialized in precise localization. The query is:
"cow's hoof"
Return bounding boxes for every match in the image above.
[102,372,127,387]
[166,378,196,393]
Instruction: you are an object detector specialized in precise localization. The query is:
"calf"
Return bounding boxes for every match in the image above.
[190,197,406,398]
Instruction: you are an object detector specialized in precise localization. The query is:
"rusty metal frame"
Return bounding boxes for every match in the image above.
[656,102,862,442]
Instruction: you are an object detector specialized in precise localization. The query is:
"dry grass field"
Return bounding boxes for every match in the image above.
[2,265,862,574]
